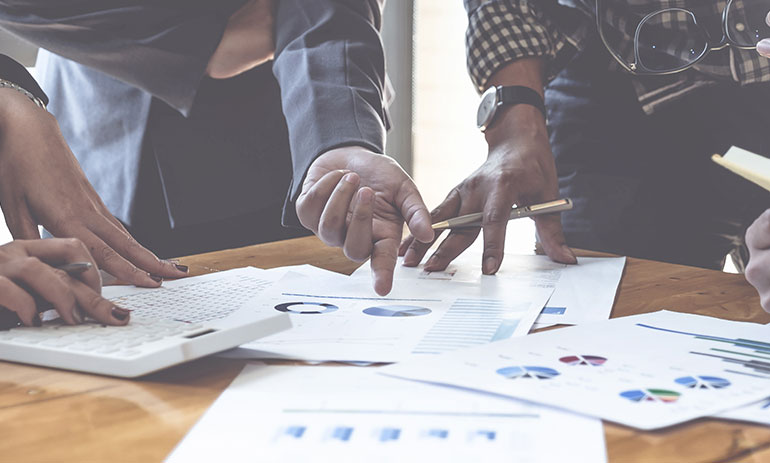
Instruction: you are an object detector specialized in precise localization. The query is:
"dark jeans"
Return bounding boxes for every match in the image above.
[545,37,770,271]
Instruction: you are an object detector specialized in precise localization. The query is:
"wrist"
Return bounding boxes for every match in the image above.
[484,103,549,148]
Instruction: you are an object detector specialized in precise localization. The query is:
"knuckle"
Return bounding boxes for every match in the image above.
[484,208,509,225]
[63,237,85,251]
[745,261,762,286]
[19,256,43,275]
[87,293,110,311]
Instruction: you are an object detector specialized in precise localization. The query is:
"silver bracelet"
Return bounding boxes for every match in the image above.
[0,78,47,110]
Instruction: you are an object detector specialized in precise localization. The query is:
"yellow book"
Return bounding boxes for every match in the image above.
[712,146,770,193]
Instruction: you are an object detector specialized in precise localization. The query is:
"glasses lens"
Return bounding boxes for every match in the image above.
[637,9,708,72]
[726,0,770,47]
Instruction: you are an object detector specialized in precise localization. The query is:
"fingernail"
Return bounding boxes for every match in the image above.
[72,308,84,324]
[758,39,770,58]
[149,274,163,283]
[483,256,498,274]
[112,307,131,321]
[174,264,189,273]
[359,187,373,203]
[343,173,358,184]
[425,256,438,269]
[403,248,416,265]
[32,314,42,327]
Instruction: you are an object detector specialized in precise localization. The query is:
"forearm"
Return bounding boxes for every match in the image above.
[272,0,387,213]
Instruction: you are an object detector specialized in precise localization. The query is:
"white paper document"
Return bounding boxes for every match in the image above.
[382,311,770,430]
[717,398,770,425]
[235,270,551,362]
[167,365,607,463]
[352,254,625,325]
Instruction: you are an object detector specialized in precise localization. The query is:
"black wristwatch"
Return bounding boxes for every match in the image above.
[476,85,546,132]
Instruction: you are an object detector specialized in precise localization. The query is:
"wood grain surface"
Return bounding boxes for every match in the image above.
[1,236,768,462]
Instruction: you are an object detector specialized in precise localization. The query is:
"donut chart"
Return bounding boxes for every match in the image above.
[274,301,339,314]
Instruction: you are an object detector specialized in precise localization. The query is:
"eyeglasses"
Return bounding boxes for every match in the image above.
[596,0,770,75]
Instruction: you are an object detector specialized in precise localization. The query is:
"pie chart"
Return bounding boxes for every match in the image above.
[620,388,681,403]
[496,366,560,380]
[274,301,339,314]
[559,355,607,366]
[363,305,432,317]
[675,376,731,389]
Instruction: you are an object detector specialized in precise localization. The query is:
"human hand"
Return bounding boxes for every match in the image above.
[0,90,187,287]
[207,0,275,79]
[399,104,576,274]
[296,146,433,295]
[756,11,770,57]
[745,209,770,313]
[0,238,130,327]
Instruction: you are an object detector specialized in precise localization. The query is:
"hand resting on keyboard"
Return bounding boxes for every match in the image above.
[0,239,131,327]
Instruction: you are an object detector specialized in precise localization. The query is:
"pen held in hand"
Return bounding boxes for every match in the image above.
[0,261,94,330]
[431,198,573,230]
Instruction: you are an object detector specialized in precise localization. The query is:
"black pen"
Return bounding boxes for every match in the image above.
[0,262,93,330]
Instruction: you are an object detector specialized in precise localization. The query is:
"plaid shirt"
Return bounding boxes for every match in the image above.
[464,0,770,114]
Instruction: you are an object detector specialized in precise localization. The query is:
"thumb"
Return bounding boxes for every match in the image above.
[396,180,434,244]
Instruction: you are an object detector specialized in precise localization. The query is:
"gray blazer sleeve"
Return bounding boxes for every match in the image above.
[272,0,388,221]
[0,0,243,115]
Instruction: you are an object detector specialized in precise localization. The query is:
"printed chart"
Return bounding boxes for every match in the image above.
[497,366,561,380]
[167,366,607,463]
[239,271,551,362]
[382,311,770,429]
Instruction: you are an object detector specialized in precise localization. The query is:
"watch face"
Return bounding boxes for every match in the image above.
[477,87,499,131]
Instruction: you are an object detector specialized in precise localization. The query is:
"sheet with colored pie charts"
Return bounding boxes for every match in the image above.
[231,269,553,363]
[380,310,770,430]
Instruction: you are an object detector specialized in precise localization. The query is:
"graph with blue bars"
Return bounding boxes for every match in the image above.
[378,428,401,442]
[330,427,353,442]
[425,429,449,439]
[412,299,524,354]
[637,323,770,378]
[283,426,306,439]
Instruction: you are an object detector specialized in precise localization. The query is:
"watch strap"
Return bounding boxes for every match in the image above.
[498,86,546,119]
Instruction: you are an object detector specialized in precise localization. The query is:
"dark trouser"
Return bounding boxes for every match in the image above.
[546,37,770,271]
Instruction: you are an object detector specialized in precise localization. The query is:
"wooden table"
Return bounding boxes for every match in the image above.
[1,236,769,462]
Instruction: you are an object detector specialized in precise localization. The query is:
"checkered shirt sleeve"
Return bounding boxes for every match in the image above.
[464,0,574,92]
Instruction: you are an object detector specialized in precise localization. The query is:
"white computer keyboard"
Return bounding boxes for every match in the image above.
[0,267,292,377]
[110,272,273,323]
[0,317,205,358]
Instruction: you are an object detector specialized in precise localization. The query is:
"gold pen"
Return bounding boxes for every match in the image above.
[432,198,573,230]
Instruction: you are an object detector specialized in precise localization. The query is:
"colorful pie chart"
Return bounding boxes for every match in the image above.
[620,388,681,403]
[496,366,560,380]
[362,305,432,317]
[674,376,731,389]
[559,355,607,366]
[274,302,339,314]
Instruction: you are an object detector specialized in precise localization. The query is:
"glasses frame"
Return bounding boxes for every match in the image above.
[596,0,759,76]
